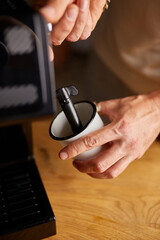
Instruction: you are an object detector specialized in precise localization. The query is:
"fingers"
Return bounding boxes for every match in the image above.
[96,100,117,114]
[80,11,93,40]
[40,0,74,23]
[39,0,107,46]
[88,156,132,179]
[89,0,107,31]
[96,100,120,121]
[46,0,91,45]
[67,0,90,42]
[59,123,120,160]
[72,140,125,174]
[51,4,79,45]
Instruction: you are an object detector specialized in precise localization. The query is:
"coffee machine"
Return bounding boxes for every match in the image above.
[0,0,56,239]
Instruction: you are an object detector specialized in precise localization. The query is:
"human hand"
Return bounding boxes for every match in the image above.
[66,0,108,43]
[59,91,160,179]
[34,0,78,60]
[39,0,109,46]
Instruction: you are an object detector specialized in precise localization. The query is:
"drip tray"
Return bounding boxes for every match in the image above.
[0,159,56,240]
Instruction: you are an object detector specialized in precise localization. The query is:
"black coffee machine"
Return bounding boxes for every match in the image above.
[0,0,56,239]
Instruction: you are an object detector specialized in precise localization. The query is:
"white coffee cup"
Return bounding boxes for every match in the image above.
[49,101,104,160]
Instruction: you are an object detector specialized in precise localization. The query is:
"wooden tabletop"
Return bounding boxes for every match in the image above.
[32,117,160,240]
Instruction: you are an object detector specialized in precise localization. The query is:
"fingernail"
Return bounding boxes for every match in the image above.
[59,151,68,160]
[79,0,88,12]
[66,7,78,21]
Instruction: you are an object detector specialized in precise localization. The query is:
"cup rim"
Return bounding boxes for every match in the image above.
[49,101,96,141]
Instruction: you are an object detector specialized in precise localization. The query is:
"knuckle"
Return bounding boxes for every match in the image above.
[107,171,119,179]
[128,139,137,150]
[93,162,106,173]
[83,136,99,149]
[125,138,139,153]
[80,31,91,40]
[67,35,79,42]
[106,169,121,179]
[80,34,87,40]
[117,119,130,135]
[68,30,81,41]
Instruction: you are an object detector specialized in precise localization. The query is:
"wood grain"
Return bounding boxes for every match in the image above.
[32,117,160,240]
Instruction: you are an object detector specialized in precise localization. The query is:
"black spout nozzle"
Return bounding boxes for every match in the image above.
[56,86,83,134]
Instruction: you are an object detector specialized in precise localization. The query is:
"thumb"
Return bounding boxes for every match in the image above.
[96,100,117,121]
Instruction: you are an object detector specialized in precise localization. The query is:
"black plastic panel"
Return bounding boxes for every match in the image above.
[0,160,56,240]
[0,0,56,124]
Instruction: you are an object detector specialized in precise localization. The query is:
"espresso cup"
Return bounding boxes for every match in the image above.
[49,101,104,160]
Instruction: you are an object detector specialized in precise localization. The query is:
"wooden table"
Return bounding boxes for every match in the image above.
[32,117,160,240]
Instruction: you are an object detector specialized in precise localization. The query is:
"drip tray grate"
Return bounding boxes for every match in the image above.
[0,159,56,240]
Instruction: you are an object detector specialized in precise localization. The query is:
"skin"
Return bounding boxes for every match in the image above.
[39,1,160,179]
[59,90,160,179]
[39,0,107,46]
[38,0,107,60]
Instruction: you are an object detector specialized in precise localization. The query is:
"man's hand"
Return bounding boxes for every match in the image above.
[66,0,107,42]
[39,0,108,45]
[59,91,160,179]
